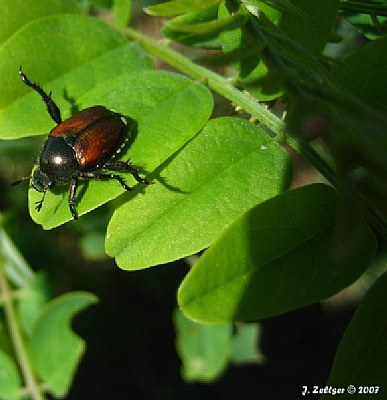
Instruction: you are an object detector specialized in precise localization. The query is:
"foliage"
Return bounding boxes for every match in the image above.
[0,0,386,398]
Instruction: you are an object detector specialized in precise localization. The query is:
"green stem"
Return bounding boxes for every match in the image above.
[0,251,45,400]
[285,135,337,185]
[124,27,285,138]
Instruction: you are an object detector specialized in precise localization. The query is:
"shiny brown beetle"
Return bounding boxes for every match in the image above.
[15,67,150,220]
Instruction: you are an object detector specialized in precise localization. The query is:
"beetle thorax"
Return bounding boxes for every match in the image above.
[38,137,79,185]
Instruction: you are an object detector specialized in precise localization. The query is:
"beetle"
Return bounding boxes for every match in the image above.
[14,67,150,220]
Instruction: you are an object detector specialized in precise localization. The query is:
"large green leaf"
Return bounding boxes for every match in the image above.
[323,269,387,396]
[106,117,291,270]
[178,184,376,322]
[0,14,153,139]
[29,292,97,397]
[29,70,213,228]
[0,0,82,45]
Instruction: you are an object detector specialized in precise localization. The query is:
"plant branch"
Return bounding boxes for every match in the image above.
[124,27,285,138]
[124,27,339,181]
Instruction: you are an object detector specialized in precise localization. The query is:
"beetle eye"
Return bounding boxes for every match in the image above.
[32,170,51,193]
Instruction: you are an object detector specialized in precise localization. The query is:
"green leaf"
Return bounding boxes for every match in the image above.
[164,13,247,34]
[323,269,387,394]
[162,4,224,47]
[111,0,131,27]
[342,5,387,41]
[219,0,339,100]
[29,292,97,397]
[29,70,213,228]
[331,35,387,109]
[178,184,376,322]
[0,228,33,288]
[0,0,82,45]
[0,350,22,400]
[145,0,220,17]
[106,117,291,270]
[17,272,50,336]
[278,0,339,52]
[0,14,153,139]
[231,323,264,364]
[325,36,387,221]
[80,232,107,261]
[174,309,232,382]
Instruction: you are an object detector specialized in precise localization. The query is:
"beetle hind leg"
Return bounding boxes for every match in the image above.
[19,66,62,124]
[80,172,134,191]
[110,174,133,191]
[103,160,151,185]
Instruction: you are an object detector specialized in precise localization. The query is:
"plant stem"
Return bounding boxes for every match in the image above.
[0,249,45,400]
[124,27,285,138]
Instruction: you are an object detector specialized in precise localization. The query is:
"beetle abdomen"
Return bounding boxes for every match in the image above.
[51,106,127,170]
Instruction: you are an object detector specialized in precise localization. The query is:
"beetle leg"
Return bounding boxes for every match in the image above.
[80,172,133,191]
[103,161,151,185]
[35,190,47,212]
[68,177,79,220]
[19,66,62,124]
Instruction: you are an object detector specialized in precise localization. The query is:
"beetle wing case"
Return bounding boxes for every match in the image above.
[50,105,127,170]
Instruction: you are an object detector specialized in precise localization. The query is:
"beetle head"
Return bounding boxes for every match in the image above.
[31,169,52,193]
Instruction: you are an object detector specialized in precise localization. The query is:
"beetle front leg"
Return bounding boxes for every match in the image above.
[68,177,79,220]
[35,190,47,212]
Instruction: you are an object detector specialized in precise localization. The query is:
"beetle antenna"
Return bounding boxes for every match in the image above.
[19,66,63,124]
[11,176,31,186]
